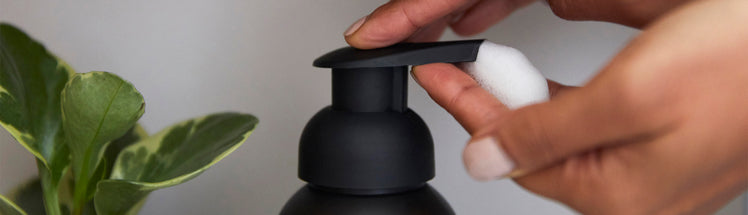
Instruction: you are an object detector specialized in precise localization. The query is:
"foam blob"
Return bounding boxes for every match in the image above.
[461,41,549,109]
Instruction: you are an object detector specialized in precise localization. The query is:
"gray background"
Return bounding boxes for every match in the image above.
[0,0,745,214]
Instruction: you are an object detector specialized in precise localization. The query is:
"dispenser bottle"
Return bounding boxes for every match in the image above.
[281,40,490,215]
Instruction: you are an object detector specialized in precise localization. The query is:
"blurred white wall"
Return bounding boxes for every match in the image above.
[0,1,744,214]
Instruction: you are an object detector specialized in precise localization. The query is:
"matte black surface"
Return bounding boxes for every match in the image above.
[314,39,483,68]
[299,40,483,196]
[280,184,455,215]
[299,106,434,193]
[332,67,408,112]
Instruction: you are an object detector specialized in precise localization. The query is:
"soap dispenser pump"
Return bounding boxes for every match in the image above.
[298,39,484,195]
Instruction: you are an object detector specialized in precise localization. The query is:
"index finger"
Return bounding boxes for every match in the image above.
[345,0,474,49]
[412,63,573,134]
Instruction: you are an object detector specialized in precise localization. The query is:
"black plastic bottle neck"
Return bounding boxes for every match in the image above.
[331,67,408,113]
[297,40,484,196]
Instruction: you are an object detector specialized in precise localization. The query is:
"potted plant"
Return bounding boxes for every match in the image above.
[0,23,258,215]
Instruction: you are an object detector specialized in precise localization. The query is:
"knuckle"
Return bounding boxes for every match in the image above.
[547,0,585,21]
[499,108,558,168]
[547,0,653,26]
[606,69,681,131]
[400,8,420,29]
[607,76,656,128]
[445,82,483,111]
[396,0,472,29]
[521,109,558,166]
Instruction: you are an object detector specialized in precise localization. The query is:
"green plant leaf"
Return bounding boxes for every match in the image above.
[7,178,45,215]
[94,113,258,215]
[103,124,148,179]
[57,169,75,215]
[7,172,76,215]
[61,71,145,213]
[0,22,75,215]
[74,124,148,208]
[68,123,147,211]
[1,194,27,215]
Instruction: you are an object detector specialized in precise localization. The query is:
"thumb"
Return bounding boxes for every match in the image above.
[462,81,665,181]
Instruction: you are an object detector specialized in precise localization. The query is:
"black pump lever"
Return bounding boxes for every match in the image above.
[314,39,484,68]
[314,39,485,113]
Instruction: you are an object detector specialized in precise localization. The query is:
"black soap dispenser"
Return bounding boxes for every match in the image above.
[281,40,484,215]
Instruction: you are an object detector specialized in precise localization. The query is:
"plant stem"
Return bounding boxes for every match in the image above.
[72,174,88,215]
[72,157,92,215]
[37,161,62,215]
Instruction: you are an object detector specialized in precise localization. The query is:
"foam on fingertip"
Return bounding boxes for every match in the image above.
[461,41,549,109]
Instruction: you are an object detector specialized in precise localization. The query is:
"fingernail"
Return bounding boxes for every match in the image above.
[344,16,367,37]
[463,137,515,181]
[410,67,421,85]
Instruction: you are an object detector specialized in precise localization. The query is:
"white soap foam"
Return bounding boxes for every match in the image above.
[461,41,549,109]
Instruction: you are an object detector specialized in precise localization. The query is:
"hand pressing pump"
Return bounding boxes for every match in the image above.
[281,40,548,215]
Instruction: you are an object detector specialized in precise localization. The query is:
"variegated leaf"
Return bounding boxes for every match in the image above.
[1,194,27,215]
[7,178,45,215]
[0,23,75,215]
[103,124,148,179]
[5,171,77,215]
[94,113,257,215]
[61,71,145,212]
[80,124,148,208]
